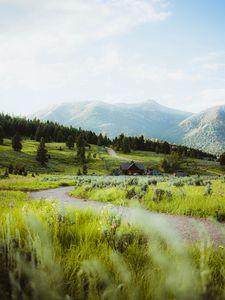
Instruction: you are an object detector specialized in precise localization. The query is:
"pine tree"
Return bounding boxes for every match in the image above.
[8,164,14,174]
[122,137,131,153]
[97,133,104,146]
[77,169,82,176]
[56,130,64,142]
[12,133,22,152]
[34,126,42,141]
[82,165,88,175]
[76,134,86,163]
[66,135,74,149]
[0,125,4,145]
[36,137,48,165]
[219,153,225,166]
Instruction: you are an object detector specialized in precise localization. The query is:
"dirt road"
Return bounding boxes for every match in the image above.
[106,147,140,162]
[30,186,225,246]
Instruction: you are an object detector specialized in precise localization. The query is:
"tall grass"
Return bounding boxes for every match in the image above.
[1,190,225,299]
[70,176,225,219]
[0,177,75,191]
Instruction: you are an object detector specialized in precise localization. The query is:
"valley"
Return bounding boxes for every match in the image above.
[0,101,225,300]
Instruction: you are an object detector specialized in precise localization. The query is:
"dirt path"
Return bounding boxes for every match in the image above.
[30,186,225,246]
[106,147,140,162]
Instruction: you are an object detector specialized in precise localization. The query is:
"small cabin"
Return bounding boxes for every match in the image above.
[121,162,145,175]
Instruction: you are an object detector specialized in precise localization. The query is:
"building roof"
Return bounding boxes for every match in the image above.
[121,162,145,171]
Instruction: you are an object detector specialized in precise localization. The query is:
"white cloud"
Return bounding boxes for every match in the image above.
[191,52,224,64]
[0,0,171,92]
[200,88,225,105]
[191,52,225,73]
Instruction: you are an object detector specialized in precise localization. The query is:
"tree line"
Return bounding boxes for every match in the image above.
[112,134,216,160]
[0,113,216,161]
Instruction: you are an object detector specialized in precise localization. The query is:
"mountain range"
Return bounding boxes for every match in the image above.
[32,100,225,155]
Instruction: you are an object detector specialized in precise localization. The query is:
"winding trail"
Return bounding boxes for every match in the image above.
[30,186,225,246]
[106,147,140,162]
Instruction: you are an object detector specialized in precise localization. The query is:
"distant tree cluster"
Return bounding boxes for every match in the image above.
[112,134,215,160]
[219,153,225,166]
[0,125,4,145]
[0,113,100,145]
[0,113,216,162]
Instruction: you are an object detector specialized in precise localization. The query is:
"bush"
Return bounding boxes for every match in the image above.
[172,179,185,187]
[204,183,213,196]
[126,187,137,199]
[127,178,139,186]
[153,189,172,203]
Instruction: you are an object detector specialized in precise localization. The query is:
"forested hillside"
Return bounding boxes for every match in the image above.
[0,113,215,160]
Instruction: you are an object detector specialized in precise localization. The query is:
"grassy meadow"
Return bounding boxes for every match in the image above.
[70,176,225,220]
[0,139,224,176]
[118,149,224,175]
[1,139,225,299]
[0,188,225,299]
[0,139,122,175]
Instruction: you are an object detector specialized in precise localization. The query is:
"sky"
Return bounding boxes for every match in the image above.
[0,0,225,115]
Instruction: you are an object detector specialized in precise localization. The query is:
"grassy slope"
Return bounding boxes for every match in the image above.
[0,139,122,175]
[0,139,223,175]
[118,150,225,175]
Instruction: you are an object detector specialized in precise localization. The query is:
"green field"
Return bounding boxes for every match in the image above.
[70,176,225,220]
[1,143,225,299]
[0,139,122,175]
[0,188,225,299]
[0,139,224,176]
[118,150,224,175]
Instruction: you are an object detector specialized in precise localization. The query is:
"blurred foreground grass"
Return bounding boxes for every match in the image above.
[0,190,225,299]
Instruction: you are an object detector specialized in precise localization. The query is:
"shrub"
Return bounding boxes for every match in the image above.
[172,179,185,187]
[141,184,148,192]
[127,178,139,186]
[153,189,172,203]
[204,183,213,196]
[148,179,158,186]
[126,187,137,199]
[215,211,225,222]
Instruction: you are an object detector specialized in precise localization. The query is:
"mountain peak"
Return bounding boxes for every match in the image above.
[31,100,225,154]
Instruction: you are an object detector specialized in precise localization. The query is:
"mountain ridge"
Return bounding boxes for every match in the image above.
[32,100,225,154]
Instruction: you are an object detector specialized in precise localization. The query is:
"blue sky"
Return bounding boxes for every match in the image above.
[0,0,225,115]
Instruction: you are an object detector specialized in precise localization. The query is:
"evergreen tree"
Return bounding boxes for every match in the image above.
[12,133,22,152]
[219,152,225,166]
[77,168,82,176]
[97,133,104,146]
[8,164,14,174]
[36,137,48,165]
[56,130,64,142]
[66,135,74,149]
[76,134,86,163]
[0,125,4,145]
[34,126,42,141]
[122,137,131,153]
[82,165,88,175]
[162,141,171,154]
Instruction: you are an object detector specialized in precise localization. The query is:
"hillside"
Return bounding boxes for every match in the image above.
[180,105,225,155]
[32,100,225,155]
[0,139,223,176]
[33,100,191,142]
